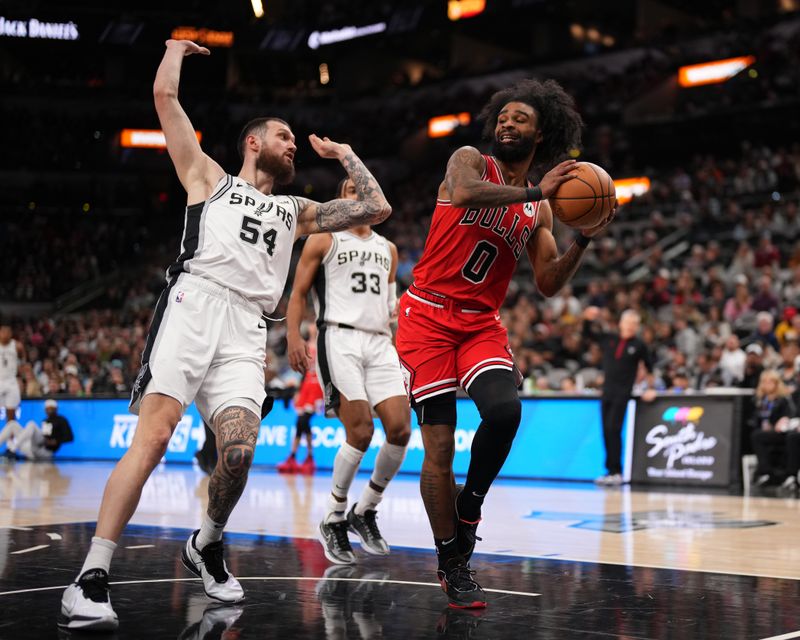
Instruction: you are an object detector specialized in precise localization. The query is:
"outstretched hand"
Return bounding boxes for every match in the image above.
[539,159,578,198]
[309,134,352,161]
[165,39,210,56]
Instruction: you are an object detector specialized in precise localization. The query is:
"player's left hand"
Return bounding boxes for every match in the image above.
[309,134,352,161]
[581,203,617,238]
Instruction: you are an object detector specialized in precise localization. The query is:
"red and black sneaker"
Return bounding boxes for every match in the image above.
[455,485,482,564]
[436,556,487,609]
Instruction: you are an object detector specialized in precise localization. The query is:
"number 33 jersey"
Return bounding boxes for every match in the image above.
[313,230,393,336]
[168,175,299,314]
[411,155,541,310]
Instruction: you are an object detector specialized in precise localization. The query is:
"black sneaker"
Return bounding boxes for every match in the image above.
[347,503,389,555]
[318,519,357,565]
[454,486,482,564]
[436,556,487,609]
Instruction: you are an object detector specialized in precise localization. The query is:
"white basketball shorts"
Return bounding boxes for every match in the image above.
[0,380,21,410]
[316,325,407,414]
[130,272,266,423]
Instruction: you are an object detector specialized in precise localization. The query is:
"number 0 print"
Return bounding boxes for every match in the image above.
[462,240,499,284]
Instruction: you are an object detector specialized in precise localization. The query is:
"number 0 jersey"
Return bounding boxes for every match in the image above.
[312,230,393,335]
[169,174,299,314]
[411,155,541,310]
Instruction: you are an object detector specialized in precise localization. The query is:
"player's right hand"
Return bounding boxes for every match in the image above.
[287,335,311,374]
[165,39,211,56]
[539,159,577,198]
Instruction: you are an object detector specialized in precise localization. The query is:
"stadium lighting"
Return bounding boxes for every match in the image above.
[171,26,233,47]
[678,56,755,88]
[448,0,486,21]
[251,0,264,19]
[613,177,651,204]
[428,113,471,139]
[121,129,202,149]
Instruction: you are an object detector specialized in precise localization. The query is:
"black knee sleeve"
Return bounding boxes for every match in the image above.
[295,412,312,436]
[412,391,457,426]
[468,369,521,438]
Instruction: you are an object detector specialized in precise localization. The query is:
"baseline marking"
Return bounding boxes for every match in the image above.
[0,526,33,531]
[125,544,155,550]
[760,632,800,640]
[46,533,62,541]
[0,576,540,598]
[10,545,49,555]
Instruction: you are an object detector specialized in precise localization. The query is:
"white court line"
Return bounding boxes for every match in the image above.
[0,526,33,531]
[46,533,62,540]
[0,576,540,598]
[10,544,49,555]
[760,632,800,640]
[125,544,155,549]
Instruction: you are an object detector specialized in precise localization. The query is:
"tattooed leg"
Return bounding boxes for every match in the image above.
[207,406,259,523]
[420,424,457,539]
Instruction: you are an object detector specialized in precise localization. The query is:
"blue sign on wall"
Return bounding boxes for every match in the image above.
[11,396,629,481]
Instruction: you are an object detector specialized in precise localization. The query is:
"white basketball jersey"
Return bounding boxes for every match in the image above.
[0,340,18,382]
[313,230,393,335]
[169,174,299,314]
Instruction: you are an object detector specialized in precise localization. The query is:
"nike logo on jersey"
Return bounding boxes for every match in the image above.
[258,322,267,329]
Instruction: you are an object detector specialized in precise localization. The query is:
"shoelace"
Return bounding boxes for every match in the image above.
[78,570,110,603]
[199,541,229,583]
[328,521,353,551]
[447,565,481,593]
[361,510,382,541]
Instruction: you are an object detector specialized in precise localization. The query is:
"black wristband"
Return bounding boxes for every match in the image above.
[525,185,542,202]
[575,233,592,249]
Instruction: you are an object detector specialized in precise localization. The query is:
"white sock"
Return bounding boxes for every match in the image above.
[79,536,117,578]
[325,493,348,524]
[355,485,384,515]
[0,420,22,446]
[323,442,365,523]
[355,442,405,515]
[195,513,226,550]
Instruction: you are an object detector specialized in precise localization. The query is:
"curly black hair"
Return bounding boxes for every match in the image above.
[479,78,583,171]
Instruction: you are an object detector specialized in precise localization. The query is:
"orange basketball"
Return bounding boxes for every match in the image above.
[549,162,616,229]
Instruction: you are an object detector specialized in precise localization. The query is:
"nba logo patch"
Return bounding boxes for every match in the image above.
[175,291,185,303]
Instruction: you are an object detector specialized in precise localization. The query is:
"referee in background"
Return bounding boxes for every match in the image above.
[583,307,652,485]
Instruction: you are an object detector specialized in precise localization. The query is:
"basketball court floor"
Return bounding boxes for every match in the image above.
[2,460,800,639]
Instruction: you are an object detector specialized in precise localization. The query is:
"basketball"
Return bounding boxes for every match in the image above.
[550,162,616,229]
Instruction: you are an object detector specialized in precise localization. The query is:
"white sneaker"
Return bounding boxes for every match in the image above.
[58,569,119,631]
[606,474,624,486]
[594,474,611,485]
[181,530,244,603]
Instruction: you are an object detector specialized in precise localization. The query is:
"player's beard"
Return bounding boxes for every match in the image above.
[492,133,535,163]
[256,148,296,186]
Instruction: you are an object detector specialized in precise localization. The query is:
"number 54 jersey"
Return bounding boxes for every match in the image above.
[411,155,541,311]
[313,230,393,335]
[170,175,299,314]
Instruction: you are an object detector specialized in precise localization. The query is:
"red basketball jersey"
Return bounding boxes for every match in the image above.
[411,155,540,310]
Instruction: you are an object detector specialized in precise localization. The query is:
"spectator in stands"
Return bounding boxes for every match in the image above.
[751,370,797,487]
[0,399,73,460]
[776,307,798,346]
[723,275,752,325]
[749,312,780,353]
[751,275,780,314]
[754,233,781,269]
[693,352,722,390]
[720,335,746,386]
[740,343,765,389]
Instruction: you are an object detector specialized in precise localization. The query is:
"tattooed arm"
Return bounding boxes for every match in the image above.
[527,201,616,297]
[441,146,578,208]
[295,134,391,237]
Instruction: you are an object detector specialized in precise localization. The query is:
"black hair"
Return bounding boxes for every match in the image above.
[479,79,583,171]
[237,117,290,160]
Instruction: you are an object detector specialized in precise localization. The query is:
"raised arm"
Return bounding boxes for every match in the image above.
[295,135,391,236]
[153,40,224,203]
[527,200,614,297]
[286,234,331,374]
[442,146,578,208]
